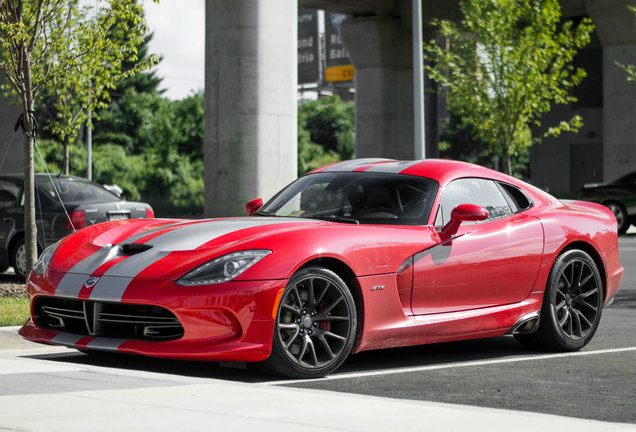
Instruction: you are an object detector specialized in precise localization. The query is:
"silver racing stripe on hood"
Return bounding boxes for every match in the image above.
[55,245,120,298]
[56,217,308,301]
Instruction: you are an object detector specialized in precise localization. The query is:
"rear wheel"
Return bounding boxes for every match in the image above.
[11,238,27,280]
[515,249,603,351]
[605,201,629,234]
[262,267,357,378]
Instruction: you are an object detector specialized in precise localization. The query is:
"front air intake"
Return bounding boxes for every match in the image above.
[34,297,183,341]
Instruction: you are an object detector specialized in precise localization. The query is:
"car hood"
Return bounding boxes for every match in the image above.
[47,216,439,283]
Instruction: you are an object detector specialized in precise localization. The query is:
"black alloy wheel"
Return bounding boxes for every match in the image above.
[515,249,603,351]
[263,266,357,378]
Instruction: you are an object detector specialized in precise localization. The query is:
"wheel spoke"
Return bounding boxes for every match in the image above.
[570,307,582,337]
[558,308,570,328]
[307,337,318,366]
[307,278,316,310]
[323,330,347,342]
[573,261,584,288]
[297,334,309,361]
[579,272,593,288]
[315,295,344,319]
[291,286,304,309]
[317,334,336,360]
[284,328,301,349]
[315,284,329,306]
[572,308,592,330]
[317,315,349,322]
[281,303,300,314]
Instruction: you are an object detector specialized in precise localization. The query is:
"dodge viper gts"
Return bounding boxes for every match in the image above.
[20,159,623,378]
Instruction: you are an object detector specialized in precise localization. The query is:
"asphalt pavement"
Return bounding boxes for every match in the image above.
[0,234,635,431]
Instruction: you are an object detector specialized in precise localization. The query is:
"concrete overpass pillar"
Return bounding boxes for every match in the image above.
[340,12,416,160]
[586,0,636,180]
[204,0,298,217]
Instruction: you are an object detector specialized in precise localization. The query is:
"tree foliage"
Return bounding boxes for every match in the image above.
[0,0,156,273]
[298,95,354,175]
[616,6,636,85]
[36,91,205,217]
[424,0,594,175]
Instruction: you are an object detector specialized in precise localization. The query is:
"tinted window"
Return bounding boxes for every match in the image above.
[260,172,438,225]
[435,178,512,226]
[37,178,120,204]
[0,180,20,208]
[498,182,532,213]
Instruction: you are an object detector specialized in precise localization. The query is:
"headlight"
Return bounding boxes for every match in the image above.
[32,240,61,275]
[176,250,271,286]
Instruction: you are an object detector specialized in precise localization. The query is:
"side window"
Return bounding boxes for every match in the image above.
[0,180,20,209]
[497,182,533,213]
[435,178,513,226]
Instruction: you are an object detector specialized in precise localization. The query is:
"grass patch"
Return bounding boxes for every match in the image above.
[0,296,29,327]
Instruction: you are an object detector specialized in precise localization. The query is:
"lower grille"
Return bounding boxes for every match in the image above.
[34,297,184,341]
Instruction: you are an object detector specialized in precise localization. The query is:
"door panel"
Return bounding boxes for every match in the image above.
[411,214,544,315]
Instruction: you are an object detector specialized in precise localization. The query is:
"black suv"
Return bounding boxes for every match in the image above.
[0,174,154,279]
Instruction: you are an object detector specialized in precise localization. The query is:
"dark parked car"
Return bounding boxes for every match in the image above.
[580,172,636,234]
[0,174,154,279]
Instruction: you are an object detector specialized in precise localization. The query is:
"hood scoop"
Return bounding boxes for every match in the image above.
[121,243,153,255]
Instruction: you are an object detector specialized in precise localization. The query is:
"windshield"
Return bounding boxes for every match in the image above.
[37,178,120,204]
[259,172,438,225]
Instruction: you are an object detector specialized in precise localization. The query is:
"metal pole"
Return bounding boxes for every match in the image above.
[87,108,92,180]
[412,0,426,159]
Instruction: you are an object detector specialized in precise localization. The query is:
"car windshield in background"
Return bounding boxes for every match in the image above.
[259,172,438,225]
[37,178,120,204]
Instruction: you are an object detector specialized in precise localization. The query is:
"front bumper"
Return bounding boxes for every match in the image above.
[20,271,287,362]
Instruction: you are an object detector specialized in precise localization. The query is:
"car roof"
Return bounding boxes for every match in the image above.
[310,158,515,188]
[0,173,91,183]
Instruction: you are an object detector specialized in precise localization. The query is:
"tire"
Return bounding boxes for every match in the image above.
[605,201,629,234]
[11,238,27,280]
[262,266,357,379]
[515,249,603,351]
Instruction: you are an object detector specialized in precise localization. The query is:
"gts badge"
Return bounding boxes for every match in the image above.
[371,285,385,291]
[84,276,100,289]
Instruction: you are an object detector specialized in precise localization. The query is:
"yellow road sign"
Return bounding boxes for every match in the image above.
[325,65,354,82]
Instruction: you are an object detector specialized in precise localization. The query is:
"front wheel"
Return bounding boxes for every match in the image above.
[262,267,357,378]
[515,249,603,351]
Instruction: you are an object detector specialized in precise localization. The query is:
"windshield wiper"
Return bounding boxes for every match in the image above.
[301,215,359,224]
[254,211,277,217]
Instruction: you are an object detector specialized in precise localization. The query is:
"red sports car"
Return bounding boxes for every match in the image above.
[20,159,623,378]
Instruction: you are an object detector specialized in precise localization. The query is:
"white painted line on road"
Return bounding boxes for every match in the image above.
[265,346,636,386]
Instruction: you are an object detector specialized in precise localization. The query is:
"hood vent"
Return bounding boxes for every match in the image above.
[121,243,153,255]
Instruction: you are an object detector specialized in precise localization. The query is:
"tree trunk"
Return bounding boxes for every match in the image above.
[20,42,38,275]
[63,139,69,175]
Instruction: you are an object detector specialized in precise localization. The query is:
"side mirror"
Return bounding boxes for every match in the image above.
[245,198,263,216]
[441,203,488,237]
